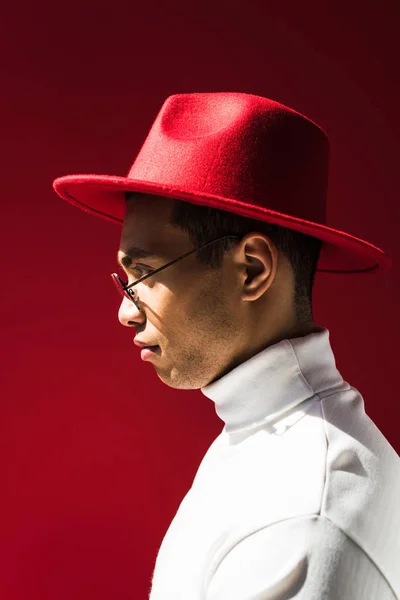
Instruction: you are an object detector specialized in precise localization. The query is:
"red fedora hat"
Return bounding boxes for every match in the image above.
[53,92,392,274]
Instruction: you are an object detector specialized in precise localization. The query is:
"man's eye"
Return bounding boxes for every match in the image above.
[130,266,152,278]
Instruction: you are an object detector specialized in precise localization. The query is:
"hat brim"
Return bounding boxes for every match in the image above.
[53,174,392,275]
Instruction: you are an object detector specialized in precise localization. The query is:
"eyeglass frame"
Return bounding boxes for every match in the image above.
[111,234,241,311]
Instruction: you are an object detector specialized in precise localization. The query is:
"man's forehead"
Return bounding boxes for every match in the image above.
[118,212,171,268]
[118,198,190,268]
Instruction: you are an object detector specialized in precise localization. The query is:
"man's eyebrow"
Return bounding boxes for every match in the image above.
[117,246,162,269]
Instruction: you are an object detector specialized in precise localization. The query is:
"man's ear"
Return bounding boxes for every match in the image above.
[235,233,278,303]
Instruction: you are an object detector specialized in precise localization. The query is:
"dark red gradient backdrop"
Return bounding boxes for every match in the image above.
[1,1,399,598]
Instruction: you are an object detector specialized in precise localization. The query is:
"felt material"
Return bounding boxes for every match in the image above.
[53,92,392,274]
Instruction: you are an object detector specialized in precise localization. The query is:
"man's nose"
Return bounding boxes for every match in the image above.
[118,295,143,327]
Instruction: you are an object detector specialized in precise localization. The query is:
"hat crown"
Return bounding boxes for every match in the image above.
[129,92,329,225]
[160,93,260,139]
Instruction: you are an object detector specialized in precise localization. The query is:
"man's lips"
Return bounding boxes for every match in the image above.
[140,346,159,361]
[133,339,159,349]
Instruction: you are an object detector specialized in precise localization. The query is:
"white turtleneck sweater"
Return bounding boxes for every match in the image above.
[148,327,400,599]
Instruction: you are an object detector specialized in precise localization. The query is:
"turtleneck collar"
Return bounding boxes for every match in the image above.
[200,326,344,435]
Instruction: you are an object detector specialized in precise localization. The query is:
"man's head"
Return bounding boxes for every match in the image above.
[117,192,322,389]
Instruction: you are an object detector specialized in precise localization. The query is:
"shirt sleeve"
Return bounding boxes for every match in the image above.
[205,514,395,600]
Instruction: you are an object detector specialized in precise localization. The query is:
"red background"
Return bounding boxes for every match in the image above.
[1,1,399,598]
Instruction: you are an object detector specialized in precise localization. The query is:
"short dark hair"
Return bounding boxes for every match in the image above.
[125,193,322,323]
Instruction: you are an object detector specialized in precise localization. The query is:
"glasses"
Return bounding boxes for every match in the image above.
[111,234,241,311]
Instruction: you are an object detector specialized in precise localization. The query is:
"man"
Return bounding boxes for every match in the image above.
[53,92,400,599]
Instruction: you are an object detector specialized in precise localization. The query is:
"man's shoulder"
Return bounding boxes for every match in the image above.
[318,384,400,592]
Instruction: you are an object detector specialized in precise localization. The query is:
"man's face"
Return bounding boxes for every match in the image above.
[117,194,247,390]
